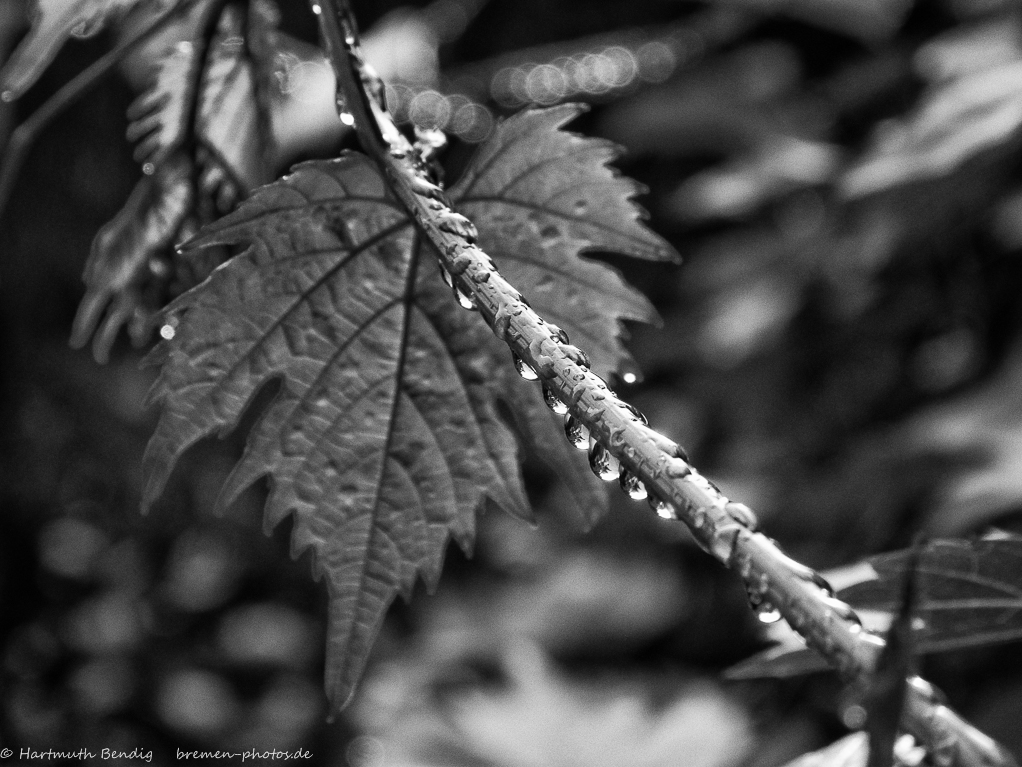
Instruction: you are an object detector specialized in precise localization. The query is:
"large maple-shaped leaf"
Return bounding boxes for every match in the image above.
[143,105,673,708]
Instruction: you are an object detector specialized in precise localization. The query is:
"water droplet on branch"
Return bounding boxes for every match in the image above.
[621,402,648,425]
[561,345,590,369]
[807,571,836,598]
[725,502,757,529]
[454,285,477,310]
[437,211,478,241]
[513,352,538,380]
[409,175,442,199]
[543,384,568,415]
[619,469,647,500]
[755,602,782,624]
[564,414,589,449]
[548,324,570,344]
[648,496,676,519]
[588,439,619,481]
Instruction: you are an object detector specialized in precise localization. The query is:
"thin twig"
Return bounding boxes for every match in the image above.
[0,0,199,223]
[313,1,1018,764]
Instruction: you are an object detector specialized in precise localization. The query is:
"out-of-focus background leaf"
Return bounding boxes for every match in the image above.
[5,0,1022,763]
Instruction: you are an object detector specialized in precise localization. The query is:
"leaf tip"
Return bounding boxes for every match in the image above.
[499,491,537,527]
[176,231,205,254]
[549,100,590,122]
[139,481,159,517]
[0,63,33,103]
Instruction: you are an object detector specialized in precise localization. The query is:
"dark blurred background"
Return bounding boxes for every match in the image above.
[3,0,1022,764]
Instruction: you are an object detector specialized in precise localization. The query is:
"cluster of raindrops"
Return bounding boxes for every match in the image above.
[420,177,791,629]
[466,266,862,639]
[553,371,652,500]
[435,235,880,656]
[482,317,668,511]
[489,298,770,569]
[506,319,802,631]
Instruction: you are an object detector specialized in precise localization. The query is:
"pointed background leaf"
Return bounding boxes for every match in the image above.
[727,533,1022,681]
[144,106,672,708]
[841,533,1022,653]
[195,0,276,204]
[780,733,868,767]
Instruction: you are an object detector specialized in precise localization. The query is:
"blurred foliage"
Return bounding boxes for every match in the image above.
[4,0,1022,764]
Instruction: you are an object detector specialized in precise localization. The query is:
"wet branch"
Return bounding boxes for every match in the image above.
[313,1,1017,764]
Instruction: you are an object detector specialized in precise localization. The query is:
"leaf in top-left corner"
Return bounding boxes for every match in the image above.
[0,0,149,100]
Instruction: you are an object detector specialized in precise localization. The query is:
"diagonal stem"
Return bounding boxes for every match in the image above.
[312,1,1018,764]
